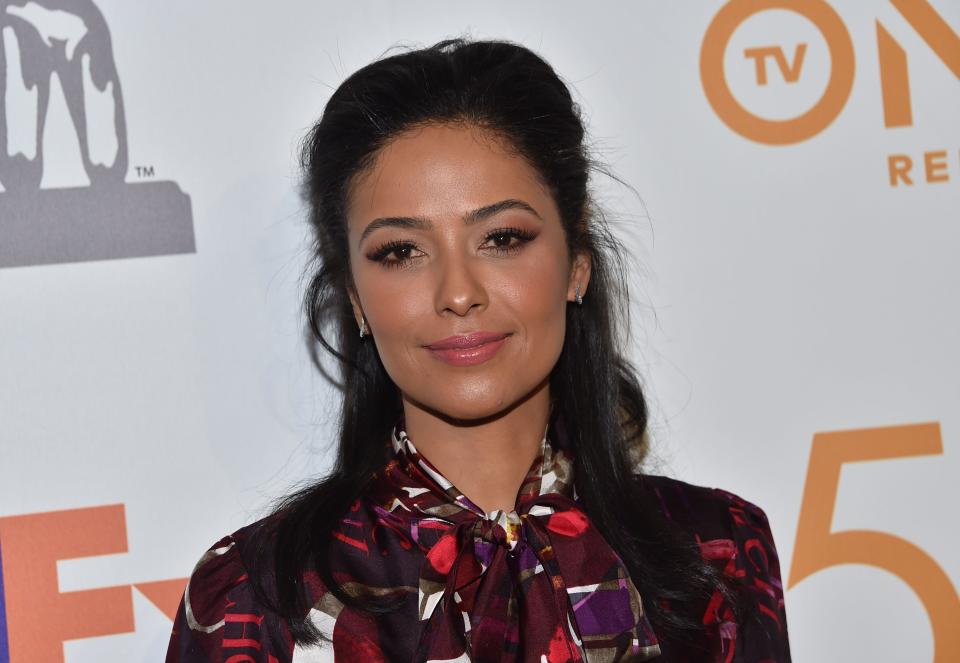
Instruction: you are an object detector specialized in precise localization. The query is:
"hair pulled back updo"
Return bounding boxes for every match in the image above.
[248,37,749,648]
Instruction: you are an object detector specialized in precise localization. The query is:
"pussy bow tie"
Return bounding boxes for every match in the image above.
[374,424,662,662]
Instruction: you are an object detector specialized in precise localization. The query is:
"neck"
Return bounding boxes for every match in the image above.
[400,380,551,514]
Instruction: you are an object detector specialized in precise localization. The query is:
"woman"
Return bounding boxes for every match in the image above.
[166,38,791,662]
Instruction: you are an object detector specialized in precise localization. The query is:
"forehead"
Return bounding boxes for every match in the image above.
[346,123,554,229]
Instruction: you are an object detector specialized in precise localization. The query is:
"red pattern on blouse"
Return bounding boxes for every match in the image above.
[165,421,791,662]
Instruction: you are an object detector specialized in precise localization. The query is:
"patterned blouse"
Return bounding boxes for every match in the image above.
[166,415,791,662]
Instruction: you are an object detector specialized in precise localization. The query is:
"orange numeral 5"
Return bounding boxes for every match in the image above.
[789,422,960,662]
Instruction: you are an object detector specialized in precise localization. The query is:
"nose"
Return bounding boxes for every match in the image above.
[433,251,488,317]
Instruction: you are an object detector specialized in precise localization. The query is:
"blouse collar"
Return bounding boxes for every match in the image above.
[388,415,577,539]
[372,412,662,661]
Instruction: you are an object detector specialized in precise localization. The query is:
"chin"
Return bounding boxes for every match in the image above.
[412,391,517,425]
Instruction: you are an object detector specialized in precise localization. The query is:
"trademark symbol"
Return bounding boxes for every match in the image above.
[135,165,155,178]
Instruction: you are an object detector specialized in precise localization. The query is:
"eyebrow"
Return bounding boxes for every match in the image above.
[357,198,542,248]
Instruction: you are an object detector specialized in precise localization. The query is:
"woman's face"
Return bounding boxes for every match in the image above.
[346,123,590,422]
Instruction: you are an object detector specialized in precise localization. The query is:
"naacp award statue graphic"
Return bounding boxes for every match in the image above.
[0,0,195,269]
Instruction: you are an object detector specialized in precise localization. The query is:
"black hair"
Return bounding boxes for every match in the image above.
[247,37,753,648]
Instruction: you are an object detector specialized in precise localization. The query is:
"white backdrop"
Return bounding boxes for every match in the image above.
[1,2,957,662]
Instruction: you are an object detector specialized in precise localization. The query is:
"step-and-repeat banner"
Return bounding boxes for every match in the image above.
[1,1,957,661]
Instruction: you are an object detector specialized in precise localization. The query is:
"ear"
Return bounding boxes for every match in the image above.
[347,286,365,327]
[566,251,592,302]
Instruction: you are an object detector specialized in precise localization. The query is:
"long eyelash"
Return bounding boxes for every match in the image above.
[368,239,415,264]
[367,226,535,269]
[485,226,536,254]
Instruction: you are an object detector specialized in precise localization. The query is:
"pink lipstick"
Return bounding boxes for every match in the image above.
[424,332,510,366]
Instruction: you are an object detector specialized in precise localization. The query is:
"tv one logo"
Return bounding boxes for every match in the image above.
[699,0,959,187]
[0,504,186,663]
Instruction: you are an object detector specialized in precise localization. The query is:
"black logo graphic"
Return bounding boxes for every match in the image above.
[0,0,194,269]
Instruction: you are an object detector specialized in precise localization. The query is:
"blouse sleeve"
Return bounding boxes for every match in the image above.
[706,488,792,662]
[165,533,293,663]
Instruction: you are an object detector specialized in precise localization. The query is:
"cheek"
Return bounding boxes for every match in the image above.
[501,260,567,326]
[359,273,429,362]
[496,249,570,363]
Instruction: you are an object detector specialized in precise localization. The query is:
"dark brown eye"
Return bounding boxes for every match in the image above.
[367,240,423,269]
[483,227,536,254]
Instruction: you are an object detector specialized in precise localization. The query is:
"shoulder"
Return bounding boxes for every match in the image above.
[638,473,782,590]
[165,515,296,663]
[639,474,792,660]
[638,473,775,545]
[179,519,268,624]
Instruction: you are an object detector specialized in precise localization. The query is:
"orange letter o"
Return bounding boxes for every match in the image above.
[700,0,855,145]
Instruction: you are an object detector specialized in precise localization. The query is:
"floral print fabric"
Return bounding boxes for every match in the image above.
[165,415,791,662]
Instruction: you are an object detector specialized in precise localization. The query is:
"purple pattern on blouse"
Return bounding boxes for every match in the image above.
[165,414,791,662]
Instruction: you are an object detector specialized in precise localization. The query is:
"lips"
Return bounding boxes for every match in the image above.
[425,332,509,350]
[424,332,511,367]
